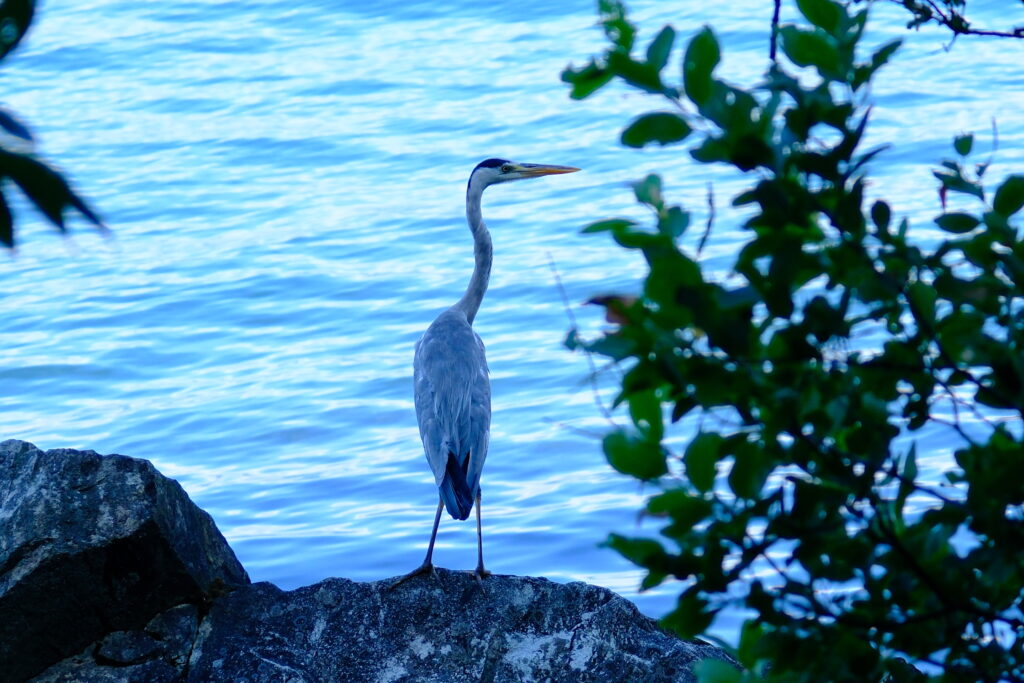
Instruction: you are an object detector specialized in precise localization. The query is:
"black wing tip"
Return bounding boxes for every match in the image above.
[442,452,474,520]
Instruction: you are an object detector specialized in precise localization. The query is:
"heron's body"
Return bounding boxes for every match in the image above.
[414,308,490,520]
[397,157,578,585]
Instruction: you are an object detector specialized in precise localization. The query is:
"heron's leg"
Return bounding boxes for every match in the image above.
[474,489,490,582]
[388,499,444,590]
[423,497,444,567]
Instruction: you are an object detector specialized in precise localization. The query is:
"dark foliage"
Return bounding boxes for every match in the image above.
[563,0,1023,680]
[0,0,105,249]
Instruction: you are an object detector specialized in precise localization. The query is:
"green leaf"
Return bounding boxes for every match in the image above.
[796,0,843,34]
[646,25,676,72]
[683,27,719,106]
[604,533,667,566]
[561,60,615,100]
[728,446,771,500]
[871,200,891,233]
[694,658,742,683]
[659,206,690,238]
[628,389,664,441]
[662,589,713,637]
[896,443,917,515]
[585,333,636,360]
[933,170,985,201]
[954,134,973,156]
[621,112,692,148]
[647,489,712,529]
[684,432,722,493]
[779,26,842,80]
[603,430,667,480]
[598,0,635,51]
[935,212,980,234]
[993,175,1024,218]
[907,281,936,326]
[582,218,638,234]
[633,174,664,208]
[868,39,901,73]
[608,51,665,94]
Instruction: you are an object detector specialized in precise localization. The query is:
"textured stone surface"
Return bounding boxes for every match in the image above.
[187,571,734,682]
[37,571,734,682]
[5,440,737,682]
[0,440,248,681]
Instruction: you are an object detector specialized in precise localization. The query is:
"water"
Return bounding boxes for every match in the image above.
[2,0,1022,645]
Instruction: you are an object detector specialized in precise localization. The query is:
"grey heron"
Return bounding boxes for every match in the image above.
[397,158,579,585]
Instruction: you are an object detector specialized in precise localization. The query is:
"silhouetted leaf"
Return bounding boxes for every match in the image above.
[659,206,690,238]
[694,659,743,683]
[871,200,891,233]
[633,174,663,208]
[935,211,980,234]
[933,169,985,200]
[604,430,667,480]
[0,190,12,248]
[954,133,973,156]
[561,60,615,100]
[797,0,843,34]
[0,107,33,144]
[683,27,719,106]
[1,150,104,231]
[869,39,901,73]
[0,0,35,62]
[582,218,637,234]
[608,51,665,94]
[780,26,842,80]
[684,432,722,492]
[598,0,635,52]
[646,25,675,72]
[621,112,692,148]
[993,175,1024,218]
[604,534,667,567]
[896,444,917,515]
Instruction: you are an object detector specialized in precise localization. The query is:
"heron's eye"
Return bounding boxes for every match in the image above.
[501,164,513,173]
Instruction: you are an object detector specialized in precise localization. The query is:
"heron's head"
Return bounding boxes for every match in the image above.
[469,158,579,193]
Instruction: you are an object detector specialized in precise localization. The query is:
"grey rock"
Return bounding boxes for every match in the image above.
[186,571,735,682]
[0,440,248,681]
[36,571,735,682]
[6,440,737,682]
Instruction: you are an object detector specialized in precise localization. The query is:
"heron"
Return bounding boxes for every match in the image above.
[396,158,579,586]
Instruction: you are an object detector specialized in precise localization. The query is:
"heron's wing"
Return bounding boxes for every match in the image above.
[413,310,491,496]
[463,330,490,496]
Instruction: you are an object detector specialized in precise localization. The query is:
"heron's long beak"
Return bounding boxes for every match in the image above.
[516,163,581,177]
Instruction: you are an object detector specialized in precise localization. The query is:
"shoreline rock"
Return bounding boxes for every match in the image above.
[1,440,737,682]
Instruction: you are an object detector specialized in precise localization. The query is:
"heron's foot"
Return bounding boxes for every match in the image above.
[387,562,438,591]
[472,565,491,591]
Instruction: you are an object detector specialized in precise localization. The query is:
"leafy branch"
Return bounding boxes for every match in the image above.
[562,0,1024,680]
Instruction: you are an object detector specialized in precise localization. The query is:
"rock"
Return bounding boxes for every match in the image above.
[185,571,735,682]
[2,440,737,681]
[0,440,249,681]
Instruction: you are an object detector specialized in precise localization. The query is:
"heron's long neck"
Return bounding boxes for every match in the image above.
[454,182,492,325]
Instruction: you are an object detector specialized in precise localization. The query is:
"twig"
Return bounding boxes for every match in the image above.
[770,0,782,63]
[547,252,616,424]
[697,182,715,259]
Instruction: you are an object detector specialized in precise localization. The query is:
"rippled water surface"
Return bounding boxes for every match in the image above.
[2,0,1022,643]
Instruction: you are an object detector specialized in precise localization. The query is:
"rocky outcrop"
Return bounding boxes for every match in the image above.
[1,440,737,682]
[0,440,249,681]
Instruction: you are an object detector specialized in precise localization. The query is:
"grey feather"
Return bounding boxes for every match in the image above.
[413,309,490,519]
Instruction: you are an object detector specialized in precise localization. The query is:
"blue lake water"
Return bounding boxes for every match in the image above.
[2,0,1022,646]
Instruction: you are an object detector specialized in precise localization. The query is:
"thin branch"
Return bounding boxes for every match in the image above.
[770,0,782,63]
[697,182,715,259]
[547,252,616,424]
